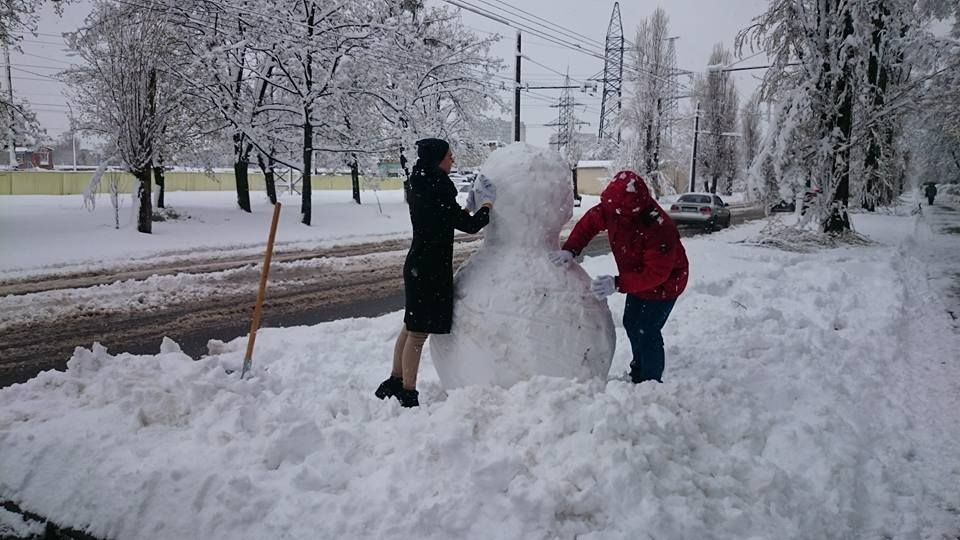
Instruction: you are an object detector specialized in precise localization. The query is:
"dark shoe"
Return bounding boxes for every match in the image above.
[374,376,403,400]
[630,372,663,384]
[396,388,420,408]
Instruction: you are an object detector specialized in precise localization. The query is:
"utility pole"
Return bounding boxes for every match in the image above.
[3,41,16,168]
[514,31,521,142]
[689,102,700,193]
[67,102,77,171]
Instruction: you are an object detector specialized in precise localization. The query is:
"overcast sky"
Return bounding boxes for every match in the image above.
[17,0,769,149]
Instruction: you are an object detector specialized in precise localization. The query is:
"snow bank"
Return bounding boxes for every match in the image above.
[2,212,959,539]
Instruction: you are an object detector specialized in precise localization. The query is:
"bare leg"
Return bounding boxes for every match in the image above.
[391,326,408,378]
[401,330,429,390]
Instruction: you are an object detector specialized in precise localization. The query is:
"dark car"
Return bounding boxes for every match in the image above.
[770,199,796,213]
[668,193,732,230]
[769,188,822,215]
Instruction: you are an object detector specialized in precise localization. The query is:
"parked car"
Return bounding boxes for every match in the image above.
[449,172,470,184]
[668,193,732,230]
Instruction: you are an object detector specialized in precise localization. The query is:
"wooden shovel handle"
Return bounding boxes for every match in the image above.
[242,202,282,371]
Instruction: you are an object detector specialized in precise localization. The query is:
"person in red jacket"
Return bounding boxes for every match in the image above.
[550,170,689,384]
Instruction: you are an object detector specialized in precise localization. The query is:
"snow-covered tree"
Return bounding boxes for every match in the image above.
[907,33,960,185]
[0,0,73,52]
[695,43,740,195]
[65,1,193,233]
[162,0,289,212]
[741,93,762,177]
[738,0,951,230]
[619,7,678,197]
[344,3,501,174]
[738,0,874,231]
[0,97,44,151]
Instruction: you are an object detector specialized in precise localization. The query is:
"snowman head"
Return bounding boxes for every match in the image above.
[478,143,573,248]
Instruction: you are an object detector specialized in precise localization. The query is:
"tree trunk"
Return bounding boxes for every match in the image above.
[644,120,655,173]
[709,175,719,194]
[234,159,251,212]
[301,113,313,226]
[136,166,152,234]
[153,163,165,209]
[258,151,277,205]
[351,157,361,205]
[862,2,889,213]
[651,98,662,174]
[824,5,854,234]
[233,131,252,212]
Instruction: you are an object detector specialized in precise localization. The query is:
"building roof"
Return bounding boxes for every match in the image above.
[576,160,613,169]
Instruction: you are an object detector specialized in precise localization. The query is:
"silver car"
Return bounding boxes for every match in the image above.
[668,193,732,229]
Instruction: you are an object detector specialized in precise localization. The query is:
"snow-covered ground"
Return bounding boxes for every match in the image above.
[1,197,958,539]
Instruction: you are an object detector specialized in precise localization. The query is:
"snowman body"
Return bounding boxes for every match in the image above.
[430,143,616,389]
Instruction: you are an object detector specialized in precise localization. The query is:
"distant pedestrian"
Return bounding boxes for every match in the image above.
[925,183,938,206]
[374,138,496,407]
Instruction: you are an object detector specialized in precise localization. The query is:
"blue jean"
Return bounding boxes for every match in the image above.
[622,296,676,383]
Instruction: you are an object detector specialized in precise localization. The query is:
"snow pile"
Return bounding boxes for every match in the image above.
[745,214,873,252]
[432,143,615,389]
[0,507,44,538]
[1,212,959,539]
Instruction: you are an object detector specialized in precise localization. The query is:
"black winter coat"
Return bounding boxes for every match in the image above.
[403,167,490,334]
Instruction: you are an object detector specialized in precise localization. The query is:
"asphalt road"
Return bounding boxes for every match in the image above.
[0,205,766,388]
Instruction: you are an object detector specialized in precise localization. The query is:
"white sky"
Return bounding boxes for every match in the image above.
[15,0,770,149]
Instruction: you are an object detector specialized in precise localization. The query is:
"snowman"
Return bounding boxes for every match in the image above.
[430,143,616,389]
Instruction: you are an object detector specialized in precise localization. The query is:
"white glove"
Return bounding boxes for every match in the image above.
[590,275,617,299]
[464,189,478,212]
[548,250,575,267]
[472,174,496,208]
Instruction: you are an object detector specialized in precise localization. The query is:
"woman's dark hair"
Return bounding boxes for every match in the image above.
[413,138,450,174]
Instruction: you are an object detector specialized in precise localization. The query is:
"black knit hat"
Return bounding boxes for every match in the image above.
[415,138,450,168]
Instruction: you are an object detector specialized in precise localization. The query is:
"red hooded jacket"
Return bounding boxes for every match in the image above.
[563,170,689,300]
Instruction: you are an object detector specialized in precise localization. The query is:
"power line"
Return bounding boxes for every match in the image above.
[16,52,73,66]
[17,38,67,47]
[10,67,61,80]
[444,0,674,87]
[12,75,62,83]
[483,0,605,49]
[10,63,63,71]
[28,101,69,107]
[27,31,66,39]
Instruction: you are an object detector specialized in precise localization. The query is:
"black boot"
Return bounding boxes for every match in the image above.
[396,388,419,408]
[374,376,403,400]
[629,363,662,384]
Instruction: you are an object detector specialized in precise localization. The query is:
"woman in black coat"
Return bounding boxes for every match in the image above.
[374,138,496,407]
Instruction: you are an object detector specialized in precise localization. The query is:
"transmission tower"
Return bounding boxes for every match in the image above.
[547,73,588,154]
[598,2,624,143]
[662,36,680,147]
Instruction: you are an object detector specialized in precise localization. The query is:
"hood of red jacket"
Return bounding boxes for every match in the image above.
[600,170,656,218]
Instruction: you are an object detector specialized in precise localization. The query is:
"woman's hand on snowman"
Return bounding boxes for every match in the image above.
[548,250,575,267]
[590,275,617,299]
[464,189,478,212]
[472,175,496,208]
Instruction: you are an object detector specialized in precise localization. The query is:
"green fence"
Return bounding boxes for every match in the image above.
[0,170,405,195]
